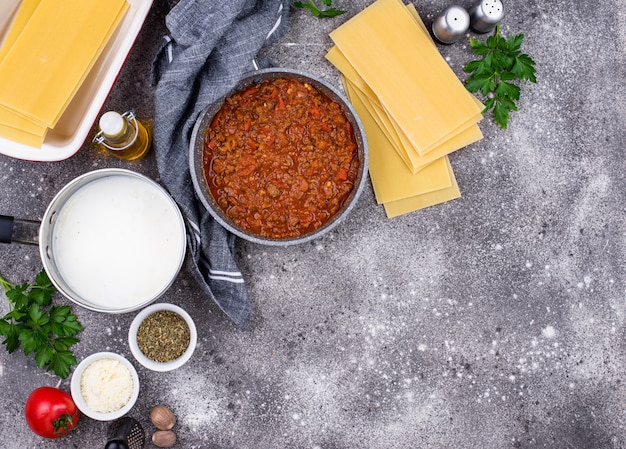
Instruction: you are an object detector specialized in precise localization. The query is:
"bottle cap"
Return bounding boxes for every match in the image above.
[99,111,126,138]
[432,6,470,44]
[470,0,504,33]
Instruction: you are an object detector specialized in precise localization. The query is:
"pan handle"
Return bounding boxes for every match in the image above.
[0,215,39,246]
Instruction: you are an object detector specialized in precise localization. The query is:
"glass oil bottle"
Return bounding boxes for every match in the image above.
[93,111,151,161]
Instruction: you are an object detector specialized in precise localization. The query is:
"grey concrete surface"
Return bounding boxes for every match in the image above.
[1,1,625,448]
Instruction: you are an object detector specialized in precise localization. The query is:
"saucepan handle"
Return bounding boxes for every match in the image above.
[0,215,39,246]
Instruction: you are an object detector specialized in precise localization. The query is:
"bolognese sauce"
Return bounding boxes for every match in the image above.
[203,77,360,239]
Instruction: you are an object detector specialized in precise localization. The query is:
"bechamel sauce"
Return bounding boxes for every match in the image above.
[51,175,185,309]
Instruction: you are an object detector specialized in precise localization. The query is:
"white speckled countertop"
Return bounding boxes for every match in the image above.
[1,1,625,448]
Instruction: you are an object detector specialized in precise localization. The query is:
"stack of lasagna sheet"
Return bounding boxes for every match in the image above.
[0,0,128,148]
[327,0,484,218]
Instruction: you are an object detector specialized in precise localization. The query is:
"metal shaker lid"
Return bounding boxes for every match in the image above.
[470,0,505,33]
[432,6,470,44]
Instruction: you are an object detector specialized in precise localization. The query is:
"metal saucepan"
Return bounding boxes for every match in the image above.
[189,67,369,246]
[0,168,187,313]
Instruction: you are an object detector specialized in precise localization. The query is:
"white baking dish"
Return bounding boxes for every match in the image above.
[0,0,153,162]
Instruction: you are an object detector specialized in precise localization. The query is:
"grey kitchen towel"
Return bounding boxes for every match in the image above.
[152,0,289,330]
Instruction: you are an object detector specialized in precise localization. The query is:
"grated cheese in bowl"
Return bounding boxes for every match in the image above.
[71,351,140,421]
[80,358,133,413]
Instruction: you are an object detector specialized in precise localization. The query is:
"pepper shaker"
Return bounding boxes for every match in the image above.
[469,0,504,33]
[432,6,470,44]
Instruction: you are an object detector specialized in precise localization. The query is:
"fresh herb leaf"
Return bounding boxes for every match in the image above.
[34,344,55,368]
[464,24,537,129]
[48,350,77,380]
[0,269,83,378]
[292,0,346,18]
[0,321,20,352]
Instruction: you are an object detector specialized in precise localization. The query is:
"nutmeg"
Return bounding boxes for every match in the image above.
[150,405,176,430]
[152,430,177,448]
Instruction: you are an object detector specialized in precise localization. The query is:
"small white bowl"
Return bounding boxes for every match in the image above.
[70,352,140,421]
[128,303,197,372]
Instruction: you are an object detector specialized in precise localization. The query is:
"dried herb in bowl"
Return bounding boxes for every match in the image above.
[136,311,190,363]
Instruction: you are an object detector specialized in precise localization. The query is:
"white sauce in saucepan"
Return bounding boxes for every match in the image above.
[51,175,185,310]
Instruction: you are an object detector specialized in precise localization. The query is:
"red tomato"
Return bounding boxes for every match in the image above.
[24,386,80,439]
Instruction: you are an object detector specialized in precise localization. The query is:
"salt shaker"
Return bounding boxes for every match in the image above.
[93,111,152,161]
[469,0,505,33]
[104,417,146,449]
[432,6,470,44]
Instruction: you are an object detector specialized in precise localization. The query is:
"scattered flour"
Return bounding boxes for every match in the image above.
[167,370,224,431]
[542,325,557,339]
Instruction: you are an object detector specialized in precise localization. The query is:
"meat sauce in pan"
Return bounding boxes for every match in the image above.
[203,77,359,239]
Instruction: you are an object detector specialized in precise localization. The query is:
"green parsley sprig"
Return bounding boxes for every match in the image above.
[292,0,346,18]
[464,24,537,129]
[0,269,83,379]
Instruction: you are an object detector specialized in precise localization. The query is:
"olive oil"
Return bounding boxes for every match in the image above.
[93,111,151,160]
